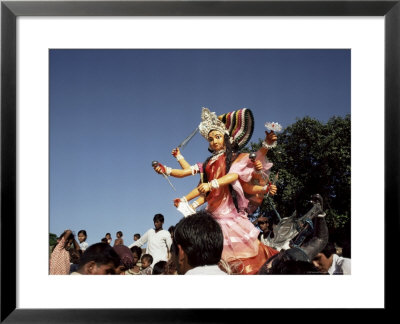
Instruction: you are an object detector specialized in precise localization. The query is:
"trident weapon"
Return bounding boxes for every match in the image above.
[152,161,176,191]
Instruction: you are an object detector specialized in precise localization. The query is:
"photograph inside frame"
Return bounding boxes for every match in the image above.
[49,49,351,276]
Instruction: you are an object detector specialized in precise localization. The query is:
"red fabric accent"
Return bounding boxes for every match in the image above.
[228,241,278,275]
[158,163,166,174]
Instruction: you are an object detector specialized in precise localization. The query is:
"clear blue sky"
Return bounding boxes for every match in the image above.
[49,49,350,246]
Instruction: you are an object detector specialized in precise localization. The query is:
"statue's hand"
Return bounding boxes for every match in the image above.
[173,198,181,207]
[198,183,211,194]
[153,163,166,174]
[269,184,277,196]
[265,130,277,145]
[171,148,181,157]
[253,160,263,172]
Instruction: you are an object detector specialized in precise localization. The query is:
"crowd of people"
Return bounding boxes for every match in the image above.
[50,107,351,275]
[49,208,351,275]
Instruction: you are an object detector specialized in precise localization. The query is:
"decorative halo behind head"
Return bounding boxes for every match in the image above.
[198,107,229,140]
[218,108,254,149]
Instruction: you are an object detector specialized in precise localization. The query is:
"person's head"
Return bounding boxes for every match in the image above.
[199,108,231,153]
[59,231,75,249]
[171,210,223,274]
[133,233,140,241]
[113,245,134,274]
[105,233,111,239]
[153,214,164,230]
[152,261,167,275]
[78,230,87,243]
[101,237,108,244]
[130,246,142,265]
[168,226,175,238]
[258,249,321,275]
[207,130,226,152]
[257,216,272,233]
[312,242,336,273]
[77,243,120,275]
[141,254,153,269]
[116,231,123,238]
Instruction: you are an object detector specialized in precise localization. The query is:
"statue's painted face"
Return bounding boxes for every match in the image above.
[208,130,225,151]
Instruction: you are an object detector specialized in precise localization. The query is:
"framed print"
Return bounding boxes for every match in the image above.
[1,0,398,322]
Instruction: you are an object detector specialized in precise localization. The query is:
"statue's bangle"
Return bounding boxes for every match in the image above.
[263,184,270,193]
[210,179,219,190]
[190,164,200,175]
[262,140,277,149]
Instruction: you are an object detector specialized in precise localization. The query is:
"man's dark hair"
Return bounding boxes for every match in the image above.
[153,213,164,223]
[116,231,123,237]
[130,246,142,259]
[172,210,223,268]
[320,241,337,259]
[152,261,167,275]
[77,243,120,270]
[134,233,141,239]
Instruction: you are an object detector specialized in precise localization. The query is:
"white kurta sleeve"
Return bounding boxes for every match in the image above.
[128,230,149,249]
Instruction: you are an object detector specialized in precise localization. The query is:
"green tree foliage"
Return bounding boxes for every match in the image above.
[49,233,58,256]
[248,115,351,245]
[49,233,58,246]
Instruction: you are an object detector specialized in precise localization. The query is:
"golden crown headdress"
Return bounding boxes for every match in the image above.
[198,107,229,139]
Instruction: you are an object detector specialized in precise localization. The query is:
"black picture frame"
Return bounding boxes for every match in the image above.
[1,0,398,322]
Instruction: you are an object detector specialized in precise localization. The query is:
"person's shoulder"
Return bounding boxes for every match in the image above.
[186,265,228,275]
[142,228,154,236]
[334,254,344,264]
[161,230,171,237]
[336,255,351,267]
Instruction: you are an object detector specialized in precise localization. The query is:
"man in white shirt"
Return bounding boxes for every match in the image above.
[129,214,172,266]
[171,210,228,275]
[312,241,351,275]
